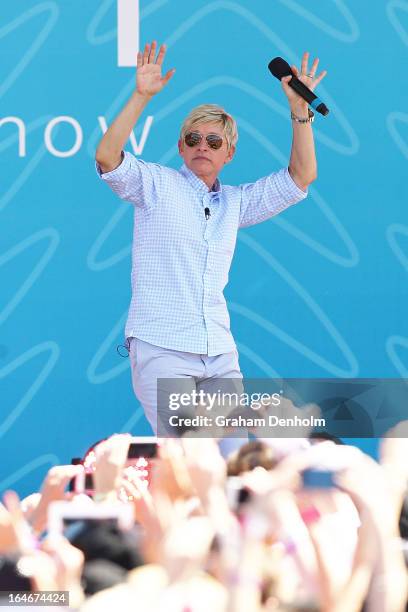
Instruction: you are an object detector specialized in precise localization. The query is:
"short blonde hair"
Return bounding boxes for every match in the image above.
[180,104,238,151]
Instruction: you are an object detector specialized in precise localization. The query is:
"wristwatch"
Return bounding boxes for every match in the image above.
[290,108,315,124]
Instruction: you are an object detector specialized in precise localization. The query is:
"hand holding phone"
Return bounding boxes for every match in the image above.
[69,436,158,497]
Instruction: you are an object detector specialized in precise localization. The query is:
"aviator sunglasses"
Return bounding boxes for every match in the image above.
[184,131,224,150]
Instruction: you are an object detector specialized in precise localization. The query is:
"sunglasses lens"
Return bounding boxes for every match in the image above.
[206,134,223,150]
[185,132,201,147]
[184,131,224,150]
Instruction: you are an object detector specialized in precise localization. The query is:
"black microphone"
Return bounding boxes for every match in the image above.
[204,207,211,220]
[268,57,329,116]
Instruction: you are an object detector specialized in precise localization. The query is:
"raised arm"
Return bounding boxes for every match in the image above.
[281,51,327,191]
[95,41,175,173]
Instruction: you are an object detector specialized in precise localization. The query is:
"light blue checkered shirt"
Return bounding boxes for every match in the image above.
[96,152,307,356]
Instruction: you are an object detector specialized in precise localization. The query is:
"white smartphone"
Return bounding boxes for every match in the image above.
[47,500,134,539]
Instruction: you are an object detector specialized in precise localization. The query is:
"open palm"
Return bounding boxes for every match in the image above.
[136,41,175,97]
[281,51,327,108]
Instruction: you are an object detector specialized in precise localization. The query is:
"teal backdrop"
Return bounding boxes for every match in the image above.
[1,0,407,496]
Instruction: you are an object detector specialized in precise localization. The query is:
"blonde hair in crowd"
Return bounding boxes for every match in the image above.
[180,104,238,151]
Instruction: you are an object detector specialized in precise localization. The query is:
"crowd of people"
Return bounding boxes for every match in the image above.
[1,422,407,611]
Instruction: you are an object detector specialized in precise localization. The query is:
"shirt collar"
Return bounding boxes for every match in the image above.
[179,163,222,196]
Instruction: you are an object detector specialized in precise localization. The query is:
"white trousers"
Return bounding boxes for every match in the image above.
[129,337,246,455]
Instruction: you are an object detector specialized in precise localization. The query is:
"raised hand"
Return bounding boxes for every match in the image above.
[0,494,24,554]
[93,433,131,501]
[28,464,84,534]
[136,41,176,97]
[281,51,327,111]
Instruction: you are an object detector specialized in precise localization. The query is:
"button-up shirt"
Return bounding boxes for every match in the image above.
[96,152,307,356]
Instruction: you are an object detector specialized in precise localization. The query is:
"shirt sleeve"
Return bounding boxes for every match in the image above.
[238,167,308,228]
[95,151,157,209]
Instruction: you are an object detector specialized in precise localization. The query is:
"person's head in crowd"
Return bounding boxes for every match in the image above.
[309,432,344,445]
[81,559,127,596]
[0,555,32,591]
[69,519,143,571]
[227,440,279,476]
